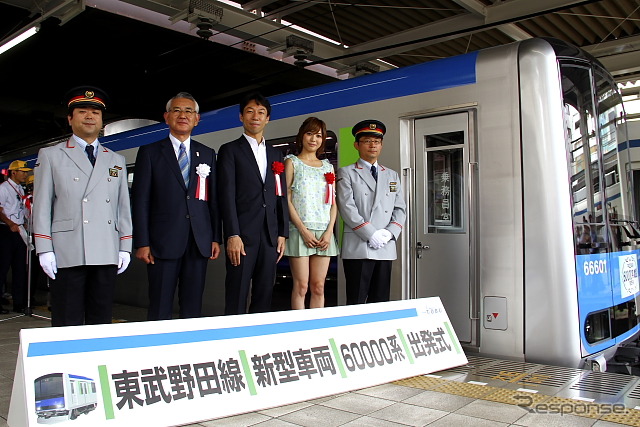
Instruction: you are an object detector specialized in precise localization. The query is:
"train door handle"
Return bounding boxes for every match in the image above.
[416,242,430,259]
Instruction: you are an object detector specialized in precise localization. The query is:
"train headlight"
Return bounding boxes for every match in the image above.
[55,404,63,408]
[588,354,607,372]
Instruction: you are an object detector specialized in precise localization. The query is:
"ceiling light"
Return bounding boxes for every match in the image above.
[0,26,38,56]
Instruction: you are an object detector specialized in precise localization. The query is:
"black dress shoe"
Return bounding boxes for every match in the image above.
[0,307,9,314]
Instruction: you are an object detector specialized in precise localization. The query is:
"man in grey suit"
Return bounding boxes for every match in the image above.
[337,120,406,305]
[33,87,133,326]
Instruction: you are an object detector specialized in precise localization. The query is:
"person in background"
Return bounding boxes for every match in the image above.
[284,117,338,309]
[33,86,132,326]
[217,92,289,315]
[336,119,406,305]
[132,92,221,320]
[0,160,31,314]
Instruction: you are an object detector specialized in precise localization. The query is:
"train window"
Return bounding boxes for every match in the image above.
[562,64,609,253]
[34,375,63,400]
[612,300,638,338]
[425,131,464,232]
[584,309,611,344]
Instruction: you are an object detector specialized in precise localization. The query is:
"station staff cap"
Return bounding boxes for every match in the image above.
[64,86,109,110]
[352,119,386,140]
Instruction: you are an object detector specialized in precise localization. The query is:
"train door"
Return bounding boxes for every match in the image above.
[411,112,477,343]
[69,379,78,407]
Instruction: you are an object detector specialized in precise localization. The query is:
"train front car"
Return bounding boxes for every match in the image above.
[34,373,98,420]
[520,38,638,368]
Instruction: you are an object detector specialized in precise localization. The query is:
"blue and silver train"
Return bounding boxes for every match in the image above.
[3,37,638,369]
[34,373,98,420]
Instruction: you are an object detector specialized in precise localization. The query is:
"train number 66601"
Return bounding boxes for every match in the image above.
[583,260,607,276]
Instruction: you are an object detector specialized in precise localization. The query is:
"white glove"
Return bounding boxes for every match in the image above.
[379,229,393,244]
[117,251,131,275]
[368,229,386,249]
[39,252,57,280]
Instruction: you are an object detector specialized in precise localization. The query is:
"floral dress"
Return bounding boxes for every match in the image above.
[284,154,339,257]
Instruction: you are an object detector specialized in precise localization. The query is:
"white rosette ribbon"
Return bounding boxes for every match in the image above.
[195,163,211,201]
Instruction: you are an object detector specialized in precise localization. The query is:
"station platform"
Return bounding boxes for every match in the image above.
[1,305,640,426]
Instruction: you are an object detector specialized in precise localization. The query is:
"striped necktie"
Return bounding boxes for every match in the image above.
[178,143,189,187]
[370,164,378,181]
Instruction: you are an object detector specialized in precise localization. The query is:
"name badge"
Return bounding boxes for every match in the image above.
[389,181,397,192]
[109,168,119,177]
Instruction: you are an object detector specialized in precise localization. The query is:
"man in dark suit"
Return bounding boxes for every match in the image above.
[217,92,289,315]
[132,92,221,320]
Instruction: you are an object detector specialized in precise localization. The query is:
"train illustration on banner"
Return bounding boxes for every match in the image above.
[3,37,638,370]
[34,373,98,421]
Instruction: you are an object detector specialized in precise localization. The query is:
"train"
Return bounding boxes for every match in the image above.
[2,37,639,369]
[34,373,98,420]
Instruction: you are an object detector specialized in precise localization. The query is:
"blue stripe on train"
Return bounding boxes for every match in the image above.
[2,51,478,170]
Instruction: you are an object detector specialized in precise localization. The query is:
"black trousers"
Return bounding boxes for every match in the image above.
[224,221,278,315]
[343,259,392,305]
[147,230,208,321]
[0,225,27,309]
[51,264,117,327]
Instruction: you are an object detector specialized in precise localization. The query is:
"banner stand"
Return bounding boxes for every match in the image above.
[9,297,466,426]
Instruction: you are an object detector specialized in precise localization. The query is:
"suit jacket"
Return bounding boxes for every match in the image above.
[217,135,289,246]
[337,159,406,260]
[131,137,221,259]
[33,139,133,268]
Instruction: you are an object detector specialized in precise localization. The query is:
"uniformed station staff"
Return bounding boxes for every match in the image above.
[33,86,133,327]
[336,120,406,305]
[0,160,32,314]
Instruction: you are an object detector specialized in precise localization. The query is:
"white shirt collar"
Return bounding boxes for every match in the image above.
[72,134,100,154]
[243,133,265,147]
[359,158,378,169]
[243,133,267,182]
[169,134,191,158]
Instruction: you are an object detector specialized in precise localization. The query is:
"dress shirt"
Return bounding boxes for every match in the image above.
[72,134,99,159]
[244,133,267,182]
[0,178,26,225]
[169,134,191,163]
[359,159,379,173]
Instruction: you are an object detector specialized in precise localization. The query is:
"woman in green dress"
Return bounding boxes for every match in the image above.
[284,117,339,309]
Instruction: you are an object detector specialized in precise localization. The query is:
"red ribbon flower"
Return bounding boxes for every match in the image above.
[324,172,336,204]
[272,161,285,175]
[272,161,285,196]
[324,172,335,184]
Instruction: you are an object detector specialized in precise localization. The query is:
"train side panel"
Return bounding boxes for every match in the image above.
[520,39,582,366]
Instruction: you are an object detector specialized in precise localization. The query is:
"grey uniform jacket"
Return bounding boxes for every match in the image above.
[337,159,406,260]
[33,139,133,268]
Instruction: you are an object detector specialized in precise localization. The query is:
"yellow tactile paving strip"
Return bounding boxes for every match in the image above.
[393,375,640,426]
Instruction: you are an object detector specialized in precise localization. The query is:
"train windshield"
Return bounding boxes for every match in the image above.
[34,374,64,400]
[560,58,639,348]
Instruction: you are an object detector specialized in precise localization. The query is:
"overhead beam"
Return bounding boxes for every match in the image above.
[451,0,485,16]
[269,1,316,20]
[241,0,279,12]
[584,34,640,77]
[453,0,533,41]
[336,0,590,65]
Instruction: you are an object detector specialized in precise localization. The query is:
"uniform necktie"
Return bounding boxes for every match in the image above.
[85,144,96,167]
[178,143,190,187]
[370,164,378,181]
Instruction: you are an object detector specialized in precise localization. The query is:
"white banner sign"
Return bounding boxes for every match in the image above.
[9,297,466,426]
